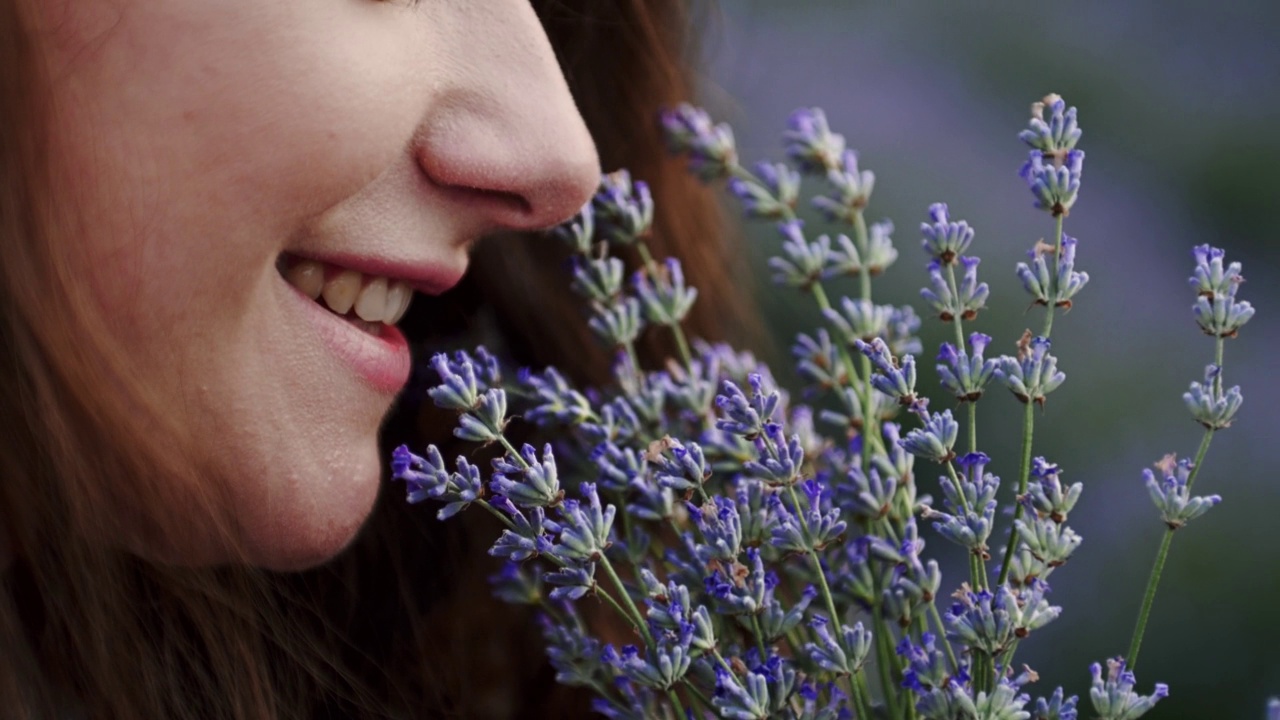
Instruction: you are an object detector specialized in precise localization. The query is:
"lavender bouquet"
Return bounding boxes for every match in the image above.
[391,95,1256,719]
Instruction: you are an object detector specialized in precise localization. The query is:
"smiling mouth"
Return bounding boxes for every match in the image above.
[277,253,413,336]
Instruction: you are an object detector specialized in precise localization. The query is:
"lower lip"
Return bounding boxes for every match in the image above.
[285,281,411,395]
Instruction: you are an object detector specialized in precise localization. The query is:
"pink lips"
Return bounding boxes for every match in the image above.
[281,252,467,394]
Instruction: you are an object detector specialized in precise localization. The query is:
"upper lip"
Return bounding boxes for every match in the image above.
[281,250,468,296]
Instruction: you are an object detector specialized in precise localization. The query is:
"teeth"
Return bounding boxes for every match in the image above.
[285,260,325,300]
[321,269,361,315]
[354,276,388,323]
[283,257,416,327]
[383,280,411,324]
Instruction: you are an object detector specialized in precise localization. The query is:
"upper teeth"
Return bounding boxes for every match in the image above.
[284,259,413,325]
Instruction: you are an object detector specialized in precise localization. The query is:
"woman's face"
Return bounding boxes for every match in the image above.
[34,0,599,568]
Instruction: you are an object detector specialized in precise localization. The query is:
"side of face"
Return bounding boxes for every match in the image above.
[33,0,599,569]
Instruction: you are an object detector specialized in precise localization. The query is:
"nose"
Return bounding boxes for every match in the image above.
[411,3,600,232]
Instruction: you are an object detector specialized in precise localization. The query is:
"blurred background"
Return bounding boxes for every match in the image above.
[692,2,1279,717]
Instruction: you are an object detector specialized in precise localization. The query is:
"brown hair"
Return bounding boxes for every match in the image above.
[0,0,750,717]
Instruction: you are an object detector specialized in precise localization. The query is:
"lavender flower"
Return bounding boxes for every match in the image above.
[771,478,847,552]
[769,219,833,289]
[519,365,595,426]
[813,148,876,221]
[793,329,849,391]
[1191,245,1254,338]
[489,562,543,605]
[921,256,989,322]
[488,496,558,561]
[900,408,959,463]
[1143,455,1221,530]
[920,203,974,264]
[633,257,698,326]
[994,336,1065,407]
[550,482,616,564]
[924,453,1000,556]
[1032,687,1080,720]
[690,495,742,562]
[553,200,595,254]
[804,615,872,675]
[1022,458,1082,524]
[606,630,694,691]
[592,169,654,245]
[784,107,846,174]
[744,424,805,486]
[1088,659,1168,719]
[856,337,918,405]
[899,633,967,694]
[713,664,771,720]
[545,562,597,601]
[1183,364,1244,429]
[426,351,481,410]
[571,256,625,303]
[825,297,894,347]
[716,373,781,439]
[730,161,800,219]
[654,438,710,493]
[1019,94,1082,158]
[1016,235,1090,309]
[660,102,737,181]
[1014,515,1082,568]
[587,296,644,347]
[541,615,604,686]
[1020,149,1084,216]
[490,443,563,508]
[828,218,899,277]
[390,445,484,519]
[937,333,997,402]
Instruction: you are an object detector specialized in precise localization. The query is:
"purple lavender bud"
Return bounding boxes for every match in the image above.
[1020,149,1084,216]
[1033,686,1080,720]
[570,256,625,303]
[770,479,847,553]
[454,388,508,443]
[660,103,737,181]
[899,409,959,463]
[1017,235,1090,308]
[390,444,450,505]
[1019,94,1082,157]
[587,296,644,348]
[545,563,596,601]
[744,424,805,487]
[824,297,894,347]
[793,329,848,391]
[551,199,596,254]
[936,332,998,402]
[489,501,557,561]
[633,257,698,326]
[488,562,543,605]
[427,351,480,410]
[713,663,771,719]
[1014,515,1082,568]
[591,170,654,245]
[784,107,846,174]
[1088,658,1168,719]
[1190,243,1244,300]
[540,615,603,686]
[1189,243,1255,337]
[550,482,617,564]
[518,365,595,426]
[1143,456,1221,530]
[1183,364,1244,429]
[691,495,742,562]
[920,203,975,264]
[812,148,875,221]
[769,219,834,289]
[1023,457,1083,523]
[730,161,800,219]
[994,336,1065,407]
[805,615,872,676]
[842,465,898,523]
[715,374,781,439]
[490,443,562,508]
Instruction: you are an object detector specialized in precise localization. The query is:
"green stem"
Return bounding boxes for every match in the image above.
[809,282,886,460]
[856,670,877,720]
[997,401,1037,586]
[750,614,769,660]
[665,689,687,719]
[496,436,527,468]
[927,602,960,673]
[967,402,978,456]
[599,554,655,649]
[1040,214,1065,338]
[849,667,874,720]
[871,603,903,720]
[475,499,519,533]
[1127,426,1216,669]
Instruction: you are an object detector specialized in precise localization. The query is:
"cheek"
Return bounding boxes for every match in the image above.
[39,1,429,566]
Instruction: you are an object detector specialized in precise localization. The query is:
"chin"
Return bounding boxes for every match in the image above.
[237,453,384,572]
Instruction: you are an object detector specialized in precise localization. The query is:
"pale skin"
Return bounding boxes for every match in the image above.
[32,0,600,569]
